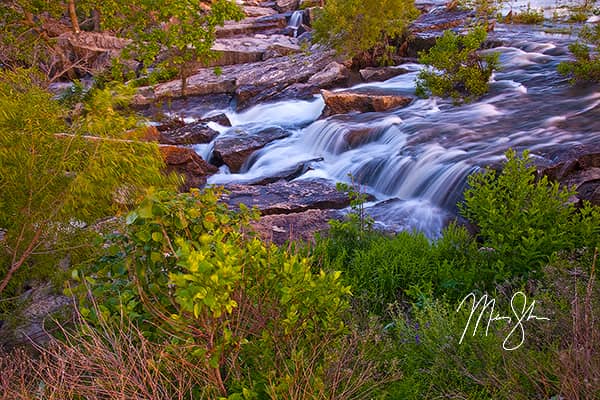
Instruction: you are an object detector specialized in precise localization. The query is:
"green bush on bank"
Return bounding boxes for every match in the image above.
[558,24,600,83]
[73,188,400,398]
[416,26,500,103]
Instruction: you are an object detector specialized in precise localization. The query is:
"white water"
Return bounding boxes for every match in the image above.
[288,10,304,38]
[183,23,600,238]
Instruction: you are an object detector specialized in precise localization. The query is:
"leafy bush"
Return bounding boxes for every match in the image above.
[312,0,419,61]
[558,24,600,83]
[0,69,174,297]
[72,188,398,398]
[509,5,545,24]
[460,149,600,279]
[416,26,500,103]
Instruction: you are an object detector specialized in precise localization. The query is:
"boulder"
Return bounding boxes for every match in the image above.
[212,127,291,172]
[252,209,341,245]
[359,66,410,82]
[406,8,475,57]
[276,0,299,13]
[221,178,350,215]
[542,152,600,206]
[138,50,336,109]
[159,122,219,145]
[321,89,412,116]
[307,61,350,88]
[160,145,218,190]
[235,49,336,109]
[201,112,232,127]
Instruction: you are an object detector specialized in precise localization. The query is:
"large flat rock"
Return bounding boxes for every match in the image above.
[220,179,350,215]
[211,35,300,66]
[216,15,287,38]
[140,49,337,109]
[321,89,413,116]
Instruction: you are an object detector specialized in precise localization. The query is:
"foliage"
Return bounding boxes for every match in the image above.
[459,0,503,17]
[71,188,380,398]
[558,24,600,83]
[0,68,175,297]
[312,0,419,60]
[508,5,545,24]
[416,26,500,102]
[460,149,600,279]
[0,1,244,86]
[383,253,600,399]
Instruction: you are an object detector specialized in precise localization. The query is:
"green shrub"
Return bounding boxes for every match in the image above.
[509,5,545,24]
[558,24,600,83]
[0,69,173,298]
[312,0,419,60]
[460,149,582,279]
[416,26,500,103]
[74,188,375,398]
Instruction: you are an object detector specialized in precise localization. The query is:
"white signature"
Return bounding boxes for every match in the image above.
[457,291,550,351]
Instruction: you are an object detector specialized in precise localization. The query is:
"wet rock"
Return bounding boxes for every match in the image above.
[252,209,341,245]
[307,61,350,88]
[160,145,218,190]
[201,112,232,127]
[276,0,299,13]
[222,179,350,215]
[359,66,410,82]
[321,89,412,116]
[212,127,291,172]
[244,157,324,185]
[159,122,219,145]
[541,152,600,206]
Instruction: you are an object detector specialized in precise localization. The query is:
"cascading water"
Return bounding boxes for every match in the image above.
[287,10,304,37]
[192,24,599,238]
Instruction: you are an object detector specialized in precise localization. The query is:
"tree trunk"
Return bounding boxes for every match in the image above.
[68,0,81,33]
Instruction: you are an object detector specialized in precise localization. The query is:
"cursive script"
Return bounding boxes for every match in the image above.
[457,291,550,351]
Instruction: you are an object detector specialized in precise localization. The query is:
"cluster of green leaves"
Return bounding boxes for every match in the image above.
[416,26,500,102]
[460,0,503,17]
[312,0,419,61]
[558,24,600,83]
[508,5,545,24]
[0,68,174,298]
[1,1,244,89]
[74,188,361,398]
[461,149,600,278]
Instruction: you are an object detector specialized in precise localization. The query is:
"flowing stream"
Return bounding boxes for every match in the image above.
[191,20,599,237]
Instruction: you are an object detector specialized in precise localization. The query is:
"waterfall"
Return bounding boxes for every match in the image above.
[200,27,599,238]
[288,10,303,38]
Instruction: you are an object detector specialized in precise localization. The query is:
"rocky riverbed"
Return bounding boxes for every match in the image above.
[60,0,599,244]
